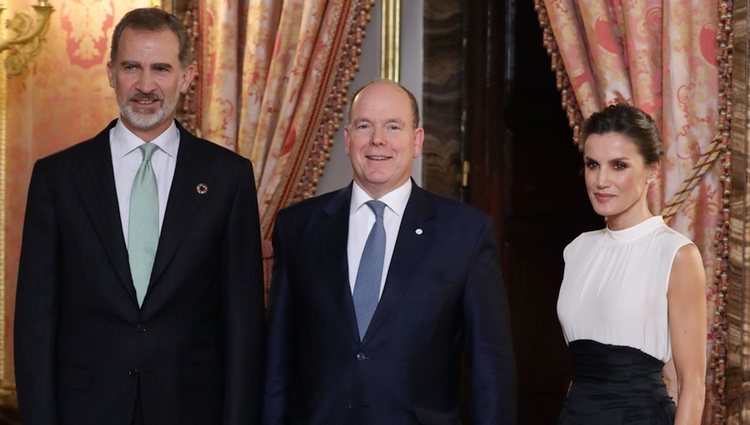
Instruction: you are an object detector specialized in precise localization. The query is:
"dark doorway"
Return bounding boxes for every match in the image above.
[462,1,602,423]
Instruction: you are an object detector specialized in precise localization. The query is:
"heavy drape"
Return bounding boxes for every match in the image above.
[536,1,730,423]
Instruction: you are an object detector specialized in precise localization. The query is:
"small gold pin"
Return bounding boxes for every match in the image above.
[415,228,423,235]
[196,183,208,195]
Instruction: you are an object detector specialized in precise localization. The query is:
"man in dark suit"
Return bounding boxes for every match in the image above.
[14,8,264,425]
[264,79,516,425]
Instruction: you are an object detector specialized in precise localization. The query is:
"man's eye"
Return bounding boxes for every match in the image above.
[386,124,401,131]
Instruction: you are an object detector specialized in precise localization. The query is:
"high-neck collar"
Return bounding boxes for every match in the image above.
[605,216,664,242]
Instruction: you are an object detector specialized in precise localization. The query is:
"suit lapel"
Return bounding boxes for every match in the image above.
[362,184,436,344]
[149,125,211,287]
[321,186,361,342]
[74,120,135,299]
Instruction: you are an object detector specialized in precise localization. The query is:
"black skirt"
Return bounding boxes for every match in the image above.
[557,339,676,425]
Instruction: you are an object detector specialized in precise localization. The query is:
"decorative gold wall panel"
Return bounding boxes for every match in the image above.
[0,1,8,406]
[380,0,399,81]
[0,0,152,403]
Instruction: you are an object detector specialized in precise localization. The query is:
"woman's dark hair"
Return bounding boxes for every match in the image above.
[580,103,664,165]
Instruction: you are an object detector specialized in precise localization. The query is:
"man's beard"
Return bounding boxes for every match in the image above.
[118,92,179,130]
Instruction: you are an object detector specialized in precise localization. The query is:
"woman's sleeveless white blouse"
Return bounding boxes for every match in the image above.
[557,216,693,362]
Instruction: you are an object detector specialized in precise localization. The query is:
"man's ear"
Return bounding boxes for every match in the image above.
[179,64,196,94]
[106,62,115,88]
[344,126,352,156]
[413,128,425,158]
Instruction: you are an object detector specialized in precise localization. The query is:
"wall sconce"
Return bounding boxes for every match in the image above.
[0,0,55,77]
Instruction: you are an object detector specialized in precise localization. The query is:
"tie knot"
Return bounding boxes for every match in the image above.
[139,143,158,162]
[366,200,386,219]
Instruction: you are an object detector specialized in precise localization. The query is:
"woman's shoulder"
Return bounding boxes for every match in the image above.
[652,222,695,252]
[568,228,606,247]
[563,228,606,259]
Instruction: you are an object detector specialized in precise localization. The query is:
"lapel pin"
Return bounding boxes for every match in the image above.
[196,183,208,195]
[415,228,423,235]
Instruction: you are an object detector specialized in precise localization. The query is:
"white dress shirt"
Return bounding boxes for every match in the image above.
[347,180,412,298]
[110,120,179,247]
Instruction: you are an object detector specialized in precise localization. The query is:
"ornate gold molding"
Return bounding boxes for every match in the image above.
[0,0,7,408]
[0,1,54,77]
[154,0,176,14]
[380,0,400,81]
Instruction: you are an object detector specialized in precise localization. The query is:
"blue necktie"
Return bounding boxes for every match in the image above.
[128,143,159,307]
[353,200,387,339]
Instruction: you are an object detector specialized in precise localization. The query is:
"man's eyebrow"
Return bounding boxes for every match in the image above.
[117,61,174,70]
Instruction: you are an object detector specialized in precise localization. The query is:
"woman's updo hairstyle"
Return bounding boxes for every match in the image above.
[580,103,664,166]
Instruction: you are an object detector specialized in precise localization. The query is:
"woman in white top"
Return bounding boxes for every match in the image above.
[556,104,706,425]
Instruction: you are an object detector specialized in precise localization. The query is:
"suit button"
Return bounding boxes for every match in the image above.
[136,324,146,333]
[128,368,140,376]
[356,352,368,361]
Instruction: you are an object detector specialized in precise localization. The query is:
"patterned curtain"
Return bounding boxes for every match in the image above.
[199,0,374,248]
[535,1,731,424]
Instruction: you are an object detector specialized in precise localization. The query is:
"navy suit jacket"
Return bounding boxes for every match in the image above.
[14,120,265,425]
[264,183,516,425]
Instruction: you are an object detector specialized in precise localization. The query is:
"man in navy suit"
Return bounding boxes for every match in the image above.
[14,8,264,425]
[264,79,516,425]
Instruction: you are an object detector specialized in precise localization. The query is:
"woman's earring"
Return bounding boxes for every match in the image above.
[646,177,655,184]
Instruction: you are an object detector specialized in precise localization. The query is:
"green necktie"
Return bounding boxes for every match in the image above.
[128,143,159,307]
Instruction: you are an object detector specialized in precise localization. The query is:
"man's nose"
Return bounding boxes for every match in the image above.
[370,127,386,146]
[136,70,157,93]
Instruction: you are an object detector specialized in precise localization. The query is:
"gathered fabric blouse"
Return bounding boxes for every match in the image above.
[557,216,693,362]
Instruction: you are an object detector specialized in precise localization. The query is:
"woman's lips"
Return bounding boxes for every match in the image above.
[594,192,615,202]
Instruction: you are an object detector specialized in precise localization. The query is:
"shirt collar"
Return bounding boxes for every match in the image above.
[111,119,180,158]
[350,180,412,217]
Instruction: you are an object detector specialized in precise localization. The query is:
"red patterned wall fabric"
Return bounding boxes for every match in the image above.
[4,0,154,391]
